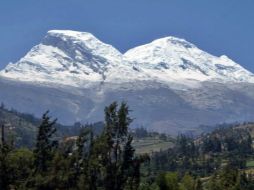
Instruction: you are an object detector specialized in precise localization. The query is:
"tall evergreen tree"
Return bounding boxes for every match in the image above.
[0,124,11,190]
[33,111,57,173]
[100,102,143,190]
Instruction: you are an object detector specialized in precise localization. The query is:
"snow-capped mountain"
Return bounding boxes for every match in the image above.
[1,30,254,135]
[1,30,254,86]
[1,30,139,86]
[124,36,254,83]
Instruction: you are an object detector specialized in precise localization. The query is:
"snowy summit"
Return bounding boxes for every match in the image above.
[1,30,254,86]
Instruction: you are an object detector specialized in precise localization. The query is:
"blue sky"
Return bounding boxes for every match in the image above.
[0,0,254,71]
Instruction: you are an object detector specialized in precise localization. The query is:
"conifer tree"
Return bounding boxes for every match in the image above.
[195,178,203,190]
[0,124,11,190]
[33,111,57,173]
[74,127,93,189]
[101,102,141,190]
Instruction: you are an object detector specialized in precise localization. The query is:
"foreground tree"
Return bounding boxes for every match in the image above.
[6,148,34,188]
[206,165,254,190]
[26,111,57,189]
[0,124,11,189]
[99,102,146,190]
[34,111,57,172]
[156,172,179,190]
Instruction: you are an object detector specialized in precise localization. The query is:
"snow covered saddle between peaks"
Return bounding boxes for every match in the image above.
[0,30,254,135]
[1,30,254,87]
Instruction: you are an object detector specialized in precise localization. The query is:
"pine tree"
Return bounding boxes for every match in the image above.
[0,124,11,190]
[181,173,195,190]
[156,172,179,190]
[74,127,93,189]
[195,178,203,190]
[33,111,57,173]
[101,102,143,190]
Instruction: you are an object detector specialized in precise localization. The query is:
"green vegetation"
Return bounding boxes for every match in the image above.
[0,102,149,189]
[246,160,254,168]
[1,102,254,189]
[133,137,173,154]
[0,105,101,147]
[132,128,174,154]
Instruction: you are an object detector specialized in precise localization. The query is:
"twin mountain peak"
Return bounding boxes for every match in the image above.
[1,30,253,87]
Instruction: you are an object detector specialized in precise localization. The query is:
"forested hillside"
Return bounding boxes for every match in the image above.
[0,104,101,147]
[1,102,254,189]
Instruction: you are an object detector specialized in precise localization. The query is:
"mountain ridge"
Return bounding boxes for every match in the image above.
[0,30,254,134]
[1,30,253,87]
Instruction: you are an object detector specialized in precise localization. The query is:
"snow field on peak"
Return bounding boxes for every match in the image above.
[1,30,254,87]
[124,36,254,83]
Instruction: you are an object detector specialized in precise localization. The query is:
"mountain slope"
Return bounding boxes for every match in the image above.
[0,105,89,147]
[1,30,253,86]
[0,30,254,135]
[124,36,254,83]
[1,30,140,86]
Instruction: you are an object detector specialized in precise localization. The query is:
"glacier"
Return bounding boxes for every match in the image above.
[0,30,254,135]
[1,30,254,86]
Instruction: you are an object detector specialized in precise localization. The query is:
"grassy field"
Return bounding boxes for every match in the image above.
[133,137,173,154]
[246,160,254,168]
